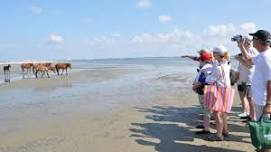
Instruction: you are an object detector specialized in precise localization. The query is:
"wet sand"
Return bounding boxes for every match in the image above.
[0,66,254,152]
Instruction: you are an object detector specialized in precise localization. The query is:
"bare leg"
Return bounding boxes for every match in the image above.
[247,96,256,121]
[238,90,249,114]
[222,113,228,134]
[203,115,210,131]
[214,112,223,137]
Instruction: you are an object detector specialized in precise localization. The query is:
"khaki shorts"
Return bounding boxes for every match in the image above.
[198,95,210,116]
[242,82,252,98]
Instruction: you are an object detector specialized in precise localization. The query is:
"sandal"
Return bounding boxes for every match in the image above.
[222,132,229,137]
[195,125,204,129]
[195,130,211,134]
[206,134,224,141]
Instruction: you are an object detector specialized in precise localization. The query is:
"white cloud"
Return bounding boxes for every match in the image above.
[239,22,257,35]
[159,15,172,23]
[204,22,256,37]
[30,5,43,15]
[138,0,152,9]
[80,22,257,58]
[47,33,63,45]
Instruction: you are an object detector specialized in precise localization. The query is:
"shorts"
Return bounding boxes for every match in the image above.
[237,84,243,92]
[254,103,270,121]
[242,82,252,98]
[198,94,210,116]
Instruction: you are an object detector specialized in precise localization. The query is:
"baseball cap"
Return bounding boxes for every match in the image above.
[212,45,228,56]
[198,49,210,55]
[249,30,271,41]
[200,51,212,61]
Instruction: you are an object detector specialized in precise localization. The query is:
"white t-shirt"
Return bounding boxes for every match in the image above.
[238,47,258,84]
[252,49,271,106]
[193,63,213,84]
[206,60,231,87]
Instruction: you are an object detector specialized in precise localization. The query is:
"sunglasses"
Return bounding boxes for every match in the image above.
[252,37,259,41]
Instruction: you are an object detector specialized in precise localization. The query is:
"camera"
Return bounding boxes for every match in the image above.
[231,35,243,43]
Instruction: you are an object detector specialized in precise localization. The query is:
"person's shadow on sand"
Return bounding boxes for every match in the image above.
[130,105,251,152]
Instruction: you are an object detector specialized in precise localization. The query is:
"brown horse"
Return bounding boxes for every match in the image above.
[3,64,11,82]
[32,63,53,73]
[55,63,71,75]
[35,65,50,78]
[33,63,56,78]
[21,63,34,78]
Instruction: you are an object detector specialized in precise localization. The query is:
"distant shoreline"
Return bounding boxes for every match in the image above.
[0,60,59,65]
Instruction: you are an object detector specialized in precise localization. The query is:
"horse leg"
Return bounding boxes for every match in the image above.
[8,71,10,82]
[66,68,68,75]
[4,71,6,82]
[56,68,59,75]
[41,71,45,78]
[47,71,50,78]
[35,71,38,78]
[61,69,64,75]
[22,68,25,79]
[32,66,36,75]
[26,69,28,77]
[28,68,31,78]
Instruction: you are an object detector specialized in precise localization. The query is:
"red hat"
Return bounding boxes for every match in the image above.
[200,51,212,61]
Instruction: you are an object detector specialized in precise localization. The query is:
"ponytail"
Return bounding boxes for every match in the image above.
[224,52,230,61]
[220,52,230,62]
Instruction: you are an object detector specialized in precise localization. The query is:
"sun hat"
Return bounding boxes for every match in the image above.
[212,45,228,56]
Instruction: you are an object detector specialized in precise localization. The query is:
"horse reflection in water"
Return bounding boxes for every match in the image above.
[3,64,11,82]
[55,63,72,75]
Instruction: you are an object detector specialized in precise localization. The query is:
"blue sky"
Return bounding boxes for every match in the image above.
[1,0,271,61]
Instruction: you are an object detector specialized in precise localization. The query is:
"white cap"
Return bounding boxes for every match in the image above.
[212,45,228,55]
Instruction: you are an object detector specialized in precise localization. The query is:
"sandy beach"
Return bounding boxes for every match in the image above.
[0,66,254,152]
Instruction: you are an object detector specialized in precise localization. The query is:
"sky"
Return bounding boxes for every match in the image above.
[1,0,271,61]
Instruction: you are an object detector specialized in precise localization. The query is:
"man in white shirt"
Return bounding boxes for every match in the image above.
[240,30,271,152]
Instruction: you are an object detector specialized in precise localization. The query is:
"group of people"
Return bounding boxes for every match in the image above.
[183,29,271,152]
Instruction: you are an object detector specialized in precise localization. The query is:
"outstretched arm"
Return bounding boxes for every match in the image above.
[181,55,199,61]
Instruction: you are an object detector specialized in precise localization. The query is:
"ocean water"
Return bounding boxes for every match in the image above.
[0,57,239,83]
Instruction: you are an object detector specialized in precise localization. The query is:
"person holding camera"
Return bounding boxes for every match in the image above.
[239,30,271,152]
[234,36,258,121]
